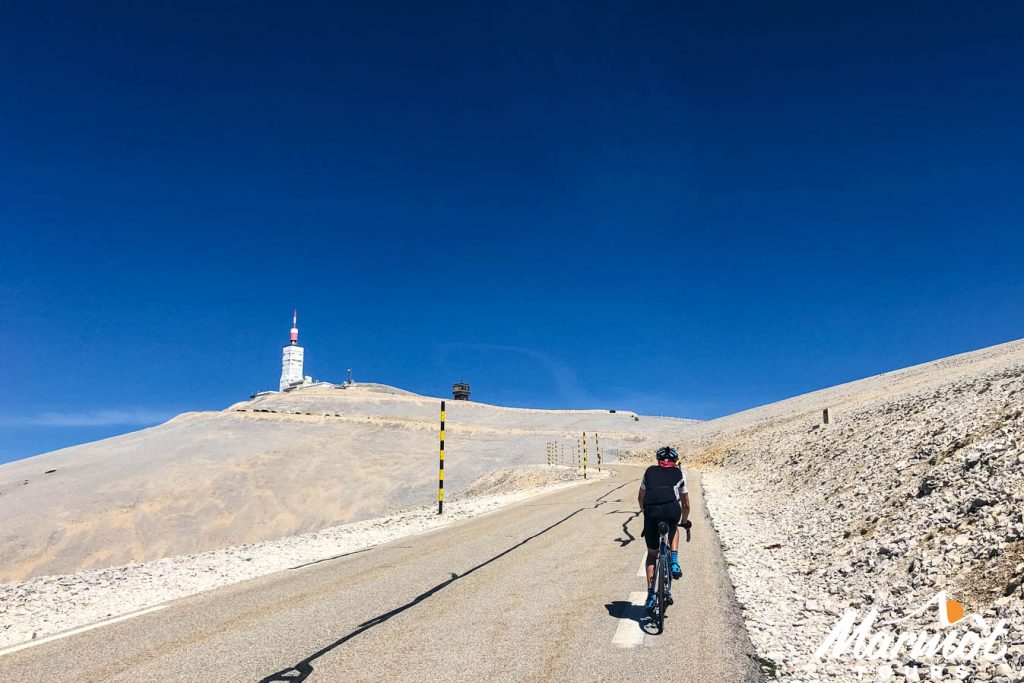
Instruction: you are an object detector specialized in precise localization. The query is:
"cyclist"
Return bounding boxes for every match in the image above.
[638,446,691,611]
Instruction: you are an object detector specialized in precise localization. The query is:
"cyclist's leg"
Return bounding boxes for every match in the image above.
[669,503,683,579]
[644,548,659,610]
[645,548,658,589]
[643,511,659,610]
[642,514,659,609]
[642,514,661,586]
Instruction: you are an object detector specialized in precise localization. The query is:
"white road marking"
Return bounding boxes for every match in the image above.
[611,591,647,648]
[0,605,167,658]
[636,552,648,578]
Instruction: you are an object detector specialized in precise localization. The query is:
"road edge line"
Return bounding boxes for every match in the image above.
[0,604,167,658]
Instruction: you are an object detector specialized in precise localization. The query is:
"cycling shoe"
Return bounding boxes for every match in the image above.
[645,594,657,611]
[671,562,682,579]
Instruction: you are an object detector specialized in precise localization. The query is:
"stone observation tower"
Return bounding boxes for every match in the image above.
[452,382,471,401]
[280,310,305,391]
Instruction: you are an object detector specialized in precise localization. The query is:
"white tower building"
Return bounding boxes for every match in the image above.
[280,310,304,391]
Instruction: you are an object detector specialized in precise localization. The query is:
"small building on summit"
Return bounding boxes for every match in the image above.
[452,382,471,401]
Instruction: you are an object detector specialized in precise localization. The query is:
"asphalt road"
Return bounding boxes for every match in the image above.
[0,465,764,682]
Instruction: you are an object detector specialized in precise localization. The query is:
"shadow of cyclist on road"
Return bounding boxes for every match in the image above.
[605,509,640,546]
[606,599,661,634]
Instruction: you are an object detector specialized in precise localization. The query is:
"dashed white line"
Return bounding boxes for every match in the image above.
[0,605,168,658]
[636,552,648,578]
[611,591,647,648]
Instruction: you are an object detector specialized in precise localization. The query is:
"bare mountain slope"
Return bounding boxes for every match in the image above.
[0,385,696,582]
[678,339,1024,681]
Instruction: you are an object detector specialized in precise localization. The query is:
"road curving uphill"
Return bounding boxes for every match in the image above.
[0,465,763,683]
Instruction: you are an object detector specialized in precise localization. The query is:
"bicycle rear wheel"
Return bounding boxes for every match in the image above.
[655,554,667,633]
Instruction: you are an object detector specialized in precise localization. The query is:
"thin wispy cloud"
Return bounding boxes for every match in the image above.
[438,342,594,405]
[0,409,176,428]
[437,343,715,418]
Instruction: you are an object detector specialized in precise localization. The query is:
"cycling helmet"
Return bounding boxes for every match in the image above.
[656,446,679,463]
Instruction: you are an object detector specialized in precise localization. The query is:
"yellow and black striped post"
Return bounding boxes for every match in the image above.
[582,432,588,480]
[595,433,602,472]
[438,400,445,514]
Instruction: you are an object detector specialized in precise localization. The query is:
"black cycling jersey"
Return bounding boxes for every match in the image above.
[640,465,688,507]
[640,465,688,549]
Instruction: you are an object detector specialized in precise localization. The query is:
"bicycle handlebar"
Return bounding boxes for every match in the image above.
[681,519,692,542]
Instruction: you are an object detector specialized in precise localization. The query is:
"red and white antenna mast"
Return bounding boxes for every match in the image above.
[290,309,299,345]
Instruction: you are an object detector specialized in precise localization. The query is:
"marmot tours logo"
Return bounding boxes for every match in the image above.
[814,591,1014,681]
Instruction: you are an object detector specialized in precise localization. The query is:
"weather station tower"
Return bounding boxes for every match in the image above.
[280,310,304,391]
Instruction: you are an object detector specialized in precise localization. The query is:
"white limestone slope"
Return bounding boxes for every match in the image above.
[680,340,1024,681]
[0,383,695,582]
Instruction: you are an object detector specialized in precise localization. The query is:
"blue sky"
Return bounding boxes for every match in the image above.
[2,1,1022,462]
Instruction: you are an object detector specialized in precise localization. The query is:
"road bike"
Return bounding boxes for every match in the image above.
[650,519,691,634]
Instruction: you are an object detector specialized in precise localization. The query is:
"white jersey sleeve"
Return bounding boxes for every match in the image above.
[675,470,688,497]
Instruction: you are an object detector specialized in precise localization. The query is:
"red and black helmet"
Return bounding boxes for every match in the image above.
[656,446,679,463]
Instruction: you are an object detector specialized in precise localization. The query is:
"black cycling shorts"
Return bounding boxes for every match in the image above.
[643,502,682,550]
